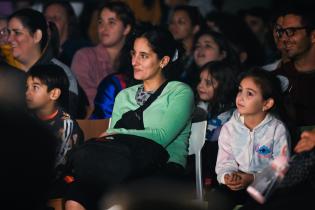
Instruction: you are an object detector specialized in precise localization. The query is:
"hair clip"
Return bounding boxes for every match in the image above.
[171,49,178,62]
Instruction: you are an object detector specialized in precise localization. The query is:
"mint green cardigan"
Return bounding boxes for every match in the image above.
[107,81,195,167]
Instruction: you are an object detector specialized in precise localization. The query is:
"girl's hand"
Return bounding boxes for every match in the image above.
[224,173,242,191]
[294,130,315,153]
[235,171,254,188]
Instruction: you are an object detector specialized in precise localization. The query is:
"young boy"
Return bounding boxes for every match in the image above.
[26,64,83,198]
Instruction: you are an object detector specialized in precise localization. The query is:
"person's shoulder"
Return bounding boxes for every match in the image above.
[273,61,296,75]
[50,58,70,71]
[73,46,98,59]
[76,45,96,53]
[267,114,288,129]
[166,81,193,93]
[222,110,241,128]
[0,61,26,77]
[116,83,141,98]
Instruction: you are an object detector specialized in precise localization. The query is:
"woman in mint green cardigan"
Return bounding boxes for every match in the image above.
[106,27,195,168]
[65,26,194,210]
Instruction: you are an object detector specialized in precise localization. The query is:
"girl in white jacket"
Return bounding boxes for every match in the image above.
[208,68,290,210]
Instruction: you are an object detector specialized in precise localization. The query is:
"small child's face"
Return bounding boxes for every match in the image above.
[236,77,266,116]
[193,34,225,67]
[197,69,218,102]
[26,77,51,110]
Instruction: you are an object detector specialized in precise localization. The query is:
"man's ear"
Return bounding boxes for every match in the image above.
[49,88,61,101]
[193,25,200,35]
[263,98,274,112]
[123,24,132,36]
[33,29,43,44]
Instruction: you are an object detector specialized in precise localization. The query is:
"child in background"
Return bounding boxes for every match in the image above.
[195,61,238,185]
[208,68,291,210]
[26,64,83,198]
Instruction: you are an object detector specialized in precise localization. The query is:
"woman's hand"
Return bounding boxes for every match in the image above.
[99,131,116,137]
[294,130,315,153]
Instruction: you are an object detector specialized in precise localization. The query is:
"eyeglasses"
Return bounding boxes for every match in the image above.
[275,25,308,38]
[0,27,8,37]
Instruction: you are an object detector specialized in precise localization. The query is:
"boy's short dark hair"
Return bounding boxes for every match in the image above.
[28,64,69,109]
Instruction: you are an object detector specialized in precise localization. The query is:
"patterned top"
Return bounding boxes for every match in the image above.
[43,108,84,180]
[135,85,154,106]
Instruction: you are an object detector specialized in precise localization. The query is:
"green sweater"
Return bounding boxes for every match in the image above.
[107,81,195,167]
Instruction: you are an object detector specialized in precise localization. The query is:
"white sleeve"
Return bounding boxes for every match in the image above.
[215,124,239,184]
[273,122,291,158]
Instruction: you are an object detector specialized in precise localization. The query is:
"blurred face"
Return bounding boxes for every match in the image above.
[197,69,218,101]
[131,37,165,82]
[273,16,286,55]
[169,10,194,41]
[44,4,69,44]
[0,19,8,45]
[194,34,225,67]
[236,77,266,117]
[244,15,265,35]
[276,14,313,60]
[97,8,130,48]
[7,17,41,63]
[26,77,51,110]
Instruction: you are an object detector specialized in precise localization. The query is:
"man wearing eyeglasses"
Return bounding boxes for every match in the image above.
[273,8,315,130]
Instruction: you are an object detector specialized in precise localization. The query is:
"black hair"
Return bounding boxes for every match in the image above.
[8,8,48,51]
[237,68,285,120]
[193,29,241,71]
[139,26,179,79]
[8,8,59,56]
[239,7,270,23]
[43,0,79,38]
[27,64,69,110]
[173,5,204,28]
[98,1,135,28]
[277,7,315,34]
[199,61,238,117]
[205,11,265,67]
[99,1,136,76]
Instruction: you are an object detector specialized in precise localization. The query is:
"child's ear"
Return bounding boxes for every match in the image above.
[49,88,61,101]
[263,98,274,112]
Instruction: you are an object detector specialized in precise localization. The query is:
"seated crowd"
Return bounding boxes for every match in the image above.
[0,1,314,210]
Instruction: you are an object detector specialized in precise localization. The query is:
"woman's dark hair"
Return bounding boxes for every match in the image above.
[43,0,79,38]
[28,64,69,111]
[8,8,48,51]
[205,11,265,67]
[99,1,135,28]
[99,1,136,75]
[199,61,238,117]
[139,26,179,79]
[237,68,285,120]
[193,29,241,71]
[8,8,59,55]
[173,5,204,28]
